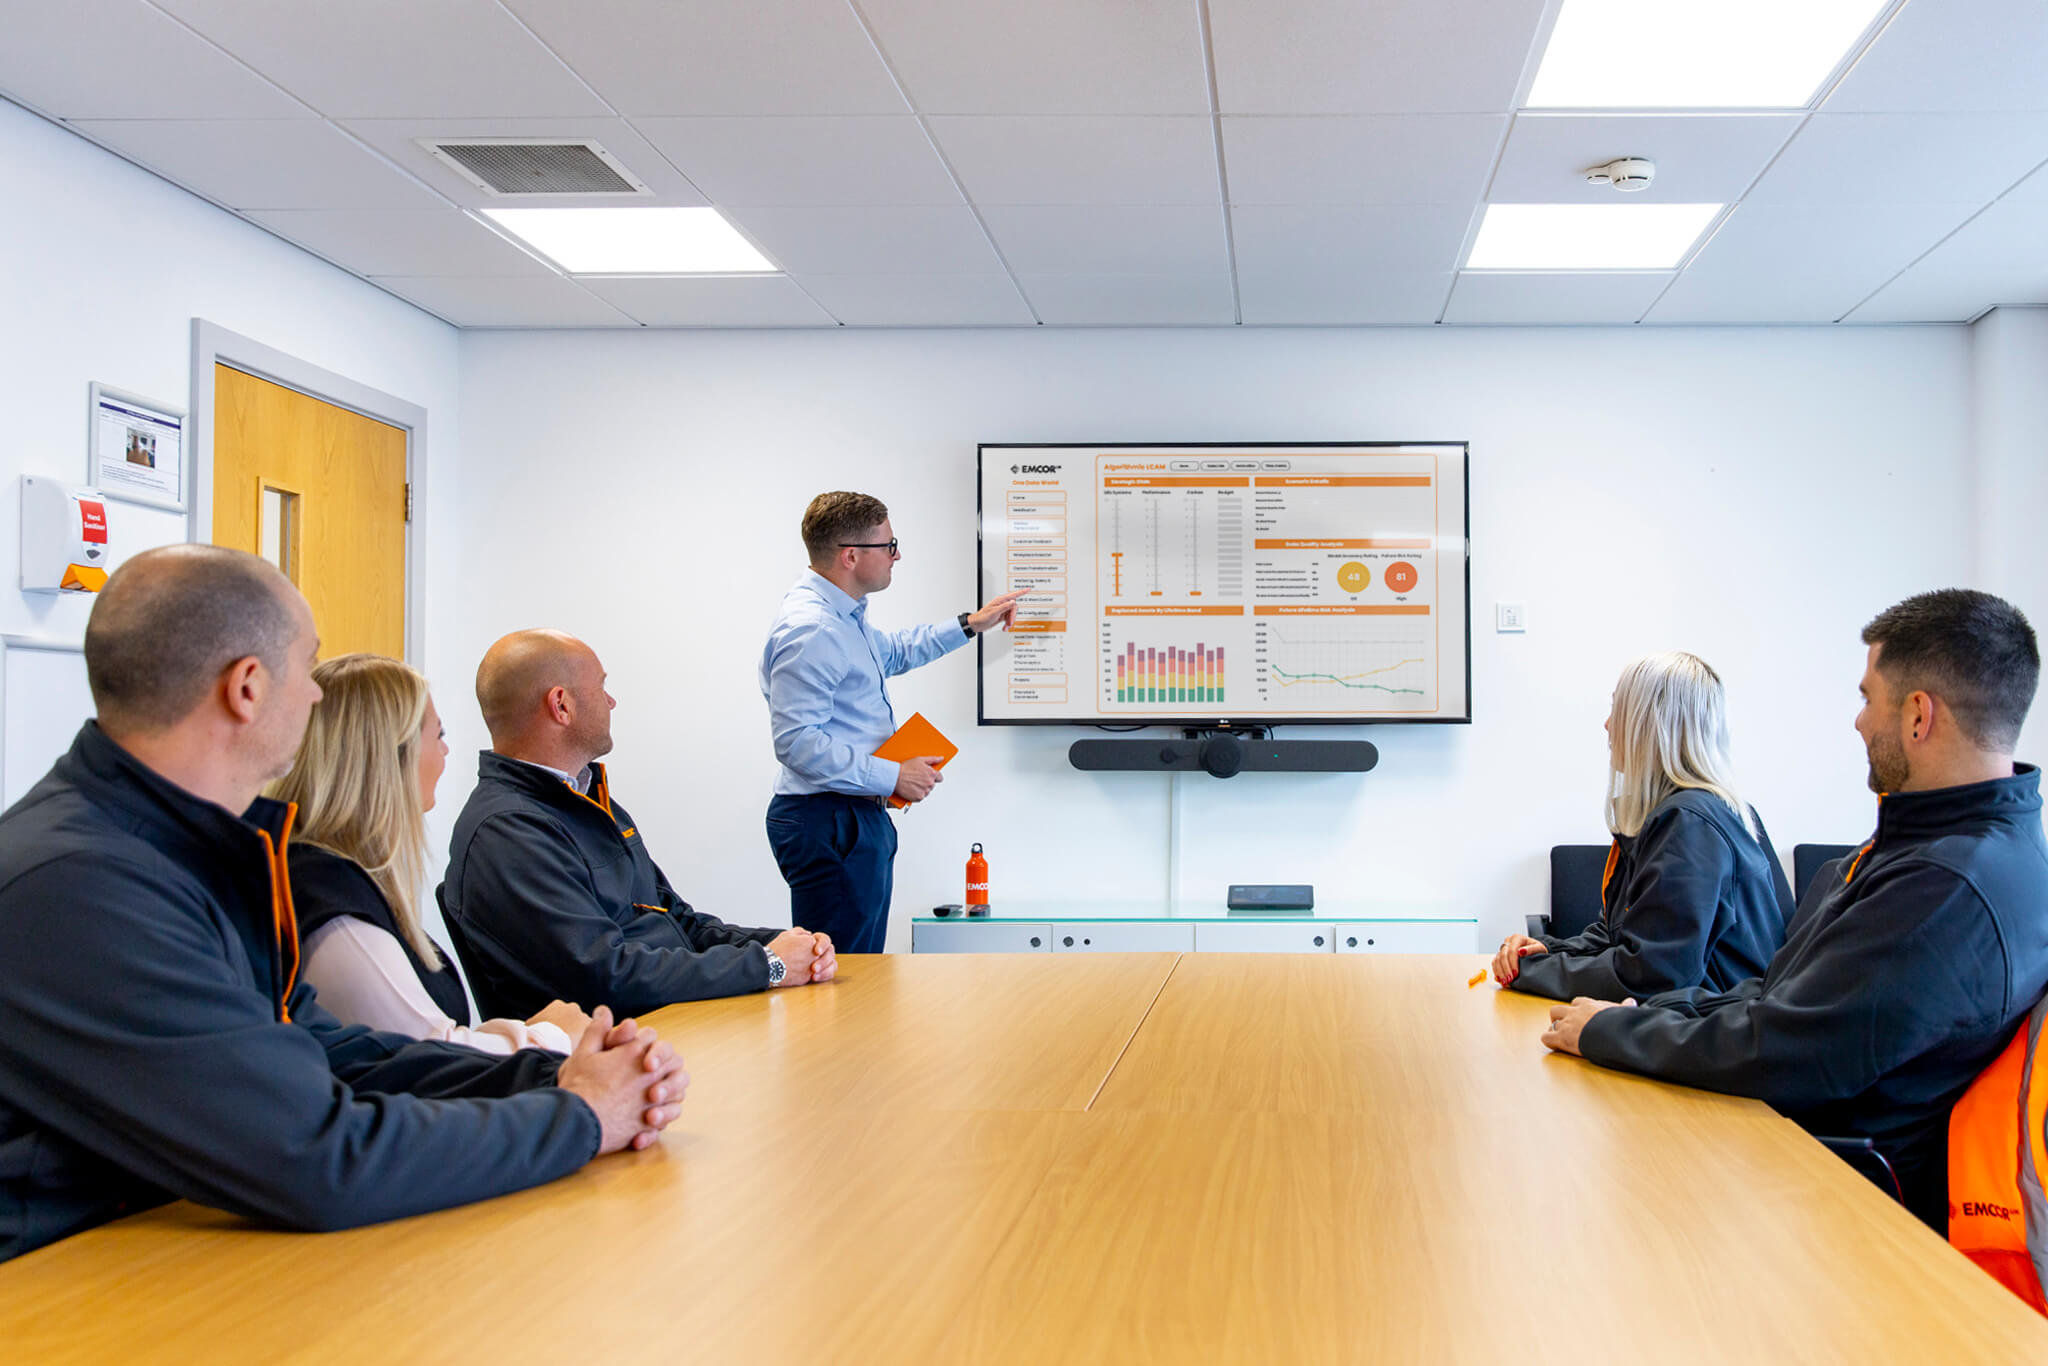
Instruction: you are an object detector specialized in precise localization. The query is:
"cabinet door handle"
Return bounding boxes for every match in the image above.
[1062,935,1075,947]
[1313,935,1325,947]
[1346,936,1358,948]
[1029,936,1041,947]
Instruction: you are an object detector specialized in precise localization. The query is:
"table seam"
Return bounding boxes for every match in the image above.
[1083,952,1184,1112]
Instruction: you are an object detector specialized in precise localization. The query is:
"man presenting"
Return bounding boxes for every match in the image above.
[760,492,1025,953]
[0,548,683,1262]
[442,630,833,1020]
[1541,590,2048,1230]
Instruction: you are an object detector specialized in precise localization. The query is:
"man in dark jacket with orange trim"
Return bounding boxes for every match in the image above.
[1544,590,2048,1231]
[440,630,833,1021]
[0,548,687,1264]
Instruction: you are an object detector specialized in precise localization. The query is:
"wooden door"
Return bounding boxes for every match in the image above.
[211,364,407,659]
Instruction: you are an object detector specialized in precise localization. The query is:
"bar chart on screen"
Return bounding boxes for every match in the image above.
[1110,638,1227,703]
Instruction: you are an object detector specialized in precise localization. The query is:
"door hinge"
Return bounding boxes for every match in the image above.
[403,482,412,523]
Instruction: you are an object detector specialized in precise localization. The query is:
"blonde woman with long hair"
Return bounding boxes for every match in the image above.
[270,655,591,1054]
[1492,651,1793,1001]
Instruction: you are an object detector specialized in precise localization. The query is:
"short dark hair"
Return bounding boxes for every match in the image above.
[1862,589,2039,750]
[801,491,888,563]
[85,545,298,730]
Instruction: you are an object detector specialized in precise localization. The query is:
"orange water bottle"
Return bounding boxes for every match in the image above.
[966,843,990,915]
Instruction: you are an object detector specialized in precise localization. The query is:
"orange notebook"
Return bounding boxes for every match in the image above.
[874,712,959,810]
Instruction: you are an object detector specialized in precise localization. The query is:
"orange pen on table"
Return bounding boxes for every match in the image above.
[1467,969,1487,989]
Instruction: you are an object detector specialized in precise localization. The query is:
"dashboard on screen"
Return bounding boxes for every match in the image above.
[977,443,1470,726]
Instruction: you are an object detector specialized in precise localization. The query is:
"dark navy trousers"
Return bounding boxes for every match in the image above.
[765,793,897,954]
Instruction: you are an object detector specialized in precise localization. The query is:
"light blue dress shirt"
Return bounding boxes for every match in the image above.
[759,570,968,797]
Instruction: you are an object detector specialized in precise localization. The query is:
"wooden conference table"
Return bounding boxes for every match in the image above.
[4,954,2045,1363]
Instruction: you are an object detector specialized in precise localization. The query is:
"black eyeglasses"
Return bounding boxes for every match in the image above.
[840,539,900,555]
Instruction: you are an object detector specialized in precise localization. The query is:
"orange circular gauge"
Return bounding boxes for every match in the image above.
[1336,561,1370,593]
[1384,561,1419,593]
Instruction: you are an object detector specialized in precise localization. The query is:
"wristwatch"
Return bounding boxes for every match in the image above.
[762,946,787,986]
[958,611,975,639]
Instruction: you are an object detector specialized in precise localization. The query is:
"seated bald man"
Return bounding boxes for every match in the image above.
[439,630,832,1019]
[0,548,685,1263]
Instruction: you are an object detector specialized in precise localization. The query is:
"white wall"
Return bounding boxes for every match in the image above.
[0,97,458,650]
[1973,306,2048,761]
[448,324,1977,950]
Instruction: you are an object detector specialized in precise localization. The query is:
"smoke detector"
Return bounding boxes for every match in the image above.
[1584,157,1656,192]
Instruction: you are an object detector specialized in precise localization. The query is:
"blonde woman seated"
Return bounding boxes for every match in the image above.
[271,655,591,1054]
[1493,652,1793,1002]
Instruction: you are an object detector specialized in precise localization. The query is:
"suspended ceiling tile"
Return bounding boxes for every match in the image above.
[1844,196,2048,321]
[1442,272,1672,324]
[1749,113,2048,206]
[1826,0,2048,112]
[1018,273,1237,325]
[68,119,445,210]
[501,0,909,115]
[979,205,1229,275]
[2008,159,2048,203]
[339,117,708,208]
[1229,203,1475,276]
[1489,113,1800,205]
[575,274,835,326]
[153,0,608,118]
[856,0,1210,114]
[1237,270,1452,324]
[1208,0,1546,114]
[1645,201,1981,323]
[369,274,637,326]
[245,209,558,277]
[723,205,1003,274]
[795,274,1035,326]
[929,116,1220,206]
[1221,115,1504,205]
[0,0,308,120]
[636,116,960,207]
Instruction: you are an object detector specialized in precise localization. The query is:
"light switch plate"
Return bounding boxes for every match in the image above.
[1496,602,1526,632]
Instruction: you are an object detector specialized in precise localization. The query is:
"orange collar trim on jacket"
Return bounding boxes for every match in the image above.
[254,802,301,1022]
[1843,840,1874,883]
[569,763,616,825]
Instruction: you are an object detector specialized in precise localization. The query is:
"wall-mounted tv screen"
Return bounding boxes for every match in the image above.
[978,443,1470,726]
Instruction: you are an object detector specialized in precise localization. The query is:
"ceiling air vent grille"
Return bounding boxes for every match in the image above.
[425,140,648,196]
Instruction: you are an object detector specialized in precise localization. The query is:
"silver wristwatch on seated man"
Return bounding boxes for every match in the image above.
[762,945,787,986]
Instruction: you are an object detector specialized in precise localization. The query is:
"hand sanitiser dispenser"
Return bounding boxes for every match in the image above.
[20,476,112,593]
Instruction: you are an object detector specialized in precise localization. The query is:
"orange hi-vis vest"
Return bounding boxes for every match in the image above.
[1950,991,2048,1315]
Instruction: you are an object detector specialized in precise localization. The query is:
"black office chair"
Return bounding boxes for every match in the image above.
[435,884,493,1016]
[1526,844,1611,940]
[1793,843,1861,905]
[1817,1135,1904,1205]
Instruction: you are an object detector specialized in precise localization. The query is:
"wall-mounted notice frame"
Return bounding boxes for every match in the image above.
[89,383,187,513]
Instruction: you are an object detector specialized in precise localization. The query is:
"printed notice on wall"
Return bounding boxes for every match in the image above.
[90,384,186,512]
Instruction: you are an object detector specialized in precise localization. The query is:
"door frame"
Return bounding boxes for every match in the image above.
[188,320,430,666]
